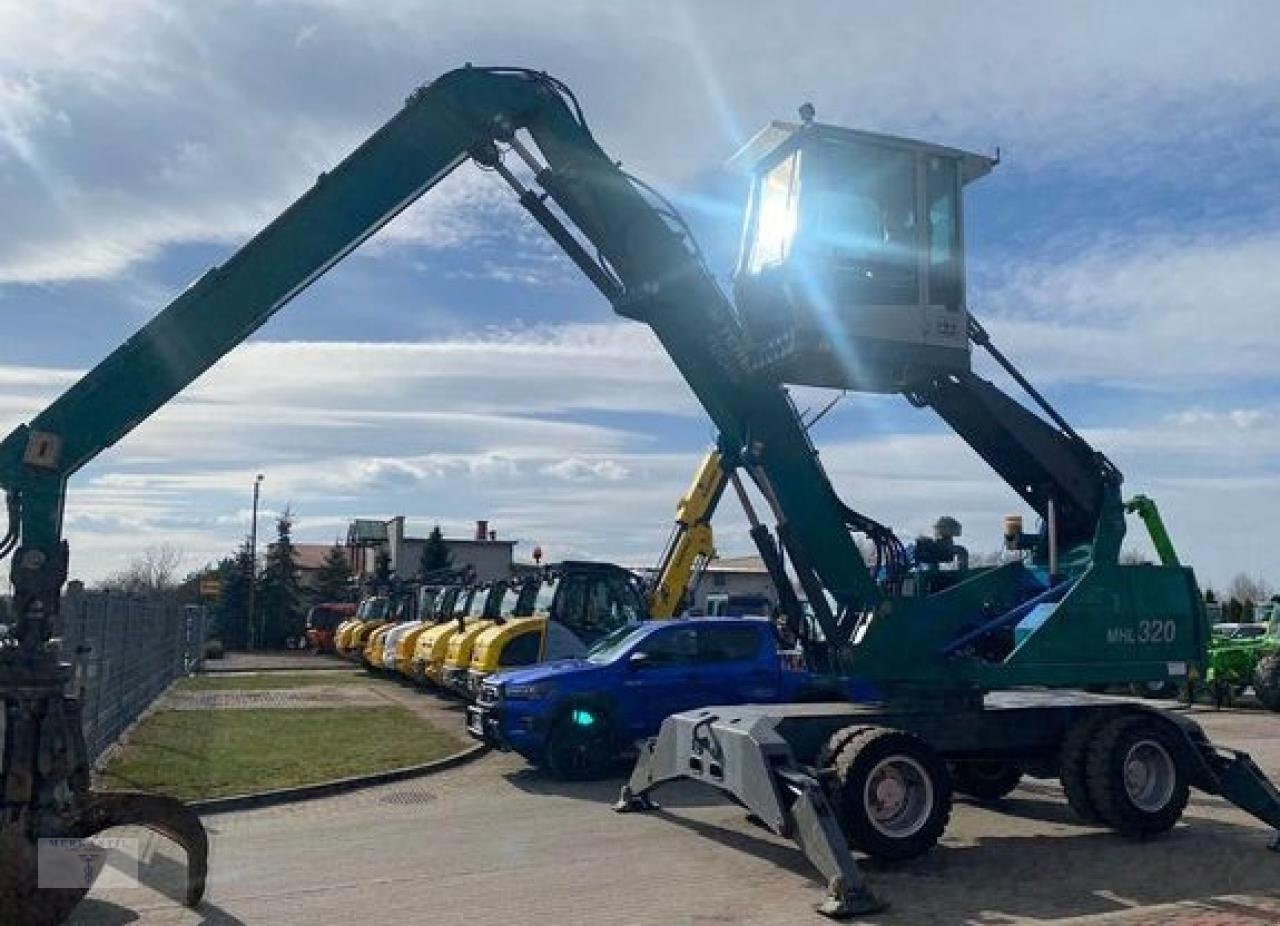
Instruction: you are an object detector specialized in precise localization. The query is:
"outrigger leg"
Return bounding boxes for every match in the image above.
[615,710,884,918]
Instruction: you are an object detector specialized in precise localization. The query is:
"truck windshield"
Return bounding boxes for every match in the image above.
[419,588,438,619]
[585,623,647,664]
[501,584,532,619]
[532,578,559,614]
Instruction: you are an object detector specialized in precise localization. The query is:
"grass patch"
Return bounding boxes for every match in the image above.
[100,706,465,800]
[174,671,366,692]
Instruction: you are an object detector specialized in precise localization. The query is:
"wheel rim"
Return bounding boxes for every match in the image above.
[863,755,934,838]
[555,725,609,776]
[1122,739,1176,812]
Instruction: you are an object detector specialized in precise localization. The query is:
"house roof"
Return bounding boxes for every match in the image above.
[402,536,516,547]
[289,543,349,572]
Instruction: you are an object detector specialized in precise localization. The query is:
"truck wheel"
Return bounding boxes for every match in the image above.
[1129,680,1179,700]
[544,714,617,781]
[1254,656,1280,712]
[1059,714,1107,823]
[1085,715,1188,838]
[828,727,952,861]
[816,725,877,771]
[950,761,1022,802]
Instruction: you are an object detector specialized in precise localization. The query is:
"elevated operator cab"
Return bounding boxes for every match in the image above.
[732,112,996,393]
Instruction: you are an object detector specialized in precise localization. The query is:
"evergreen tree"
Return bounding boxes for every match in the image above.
[313,543,354,603]
[215,541,254,650]
[257,507,304,647]
[418,524,452,579]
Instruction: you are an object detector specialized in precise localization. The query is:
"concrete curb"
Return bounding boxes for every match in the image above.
[189,742,490,815]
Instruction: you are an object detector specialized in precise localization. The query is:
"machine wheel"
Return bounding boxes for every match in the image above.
[1059,714,1107,823]
[816,724,877,771]
[544,714,617,781]
[950,761,1022,802]
[1085,715,1189,837]
[1129,680,1179,700]
[828,726,952,861]
[1254,656,1280,712]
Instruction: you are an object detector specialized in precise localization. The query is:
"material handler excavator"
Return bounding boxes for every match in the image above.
[1,66,1278,925]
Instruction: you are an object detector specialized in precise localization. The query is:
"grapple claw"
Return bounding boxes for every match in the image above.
[76,790,209,908]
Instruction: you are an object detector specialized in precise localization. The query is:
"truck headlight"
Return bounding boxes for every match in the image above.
[505,682,554,701]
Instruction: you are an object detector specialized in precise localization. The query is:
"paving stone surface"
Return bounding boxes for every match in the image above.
[68,699,1280,926]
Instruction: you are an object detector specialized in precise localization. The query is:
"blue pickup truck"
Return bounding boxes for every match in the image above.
[466,616,872,779]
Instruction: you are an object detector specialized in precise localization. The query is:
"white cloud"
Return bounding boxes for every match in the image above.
[540,457,630,482]
[979,230,1280,387]
[2,1,1278,283]
[2,2,1277,592]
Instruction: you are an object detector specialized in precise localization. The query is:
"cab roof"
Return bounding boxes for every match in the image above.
[729,120,997,187]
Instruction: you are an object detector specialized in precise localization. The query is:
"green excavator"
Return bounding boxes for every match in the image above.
[2,67,1278,924]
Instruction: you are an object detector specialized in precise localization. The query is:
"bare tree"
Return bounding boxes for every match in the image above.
[1227,573,1274,606]
[98,544,185,594]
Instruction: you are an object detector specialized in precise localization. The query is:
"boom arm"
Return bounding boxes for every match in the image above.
[648,449,726,618]
[0,66,876,657]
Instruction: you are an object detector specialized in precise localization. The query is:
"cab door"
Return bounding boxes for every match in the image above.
[619,625,712,735]
[695,623,779,702]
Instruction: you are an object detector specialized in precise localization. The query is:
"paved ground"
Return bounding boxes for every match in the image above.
[200,652,349,673]
[68,697,1280,926]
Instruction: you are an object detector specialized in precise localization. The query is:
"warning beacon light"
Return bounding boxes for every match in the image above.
[731,107,996,394]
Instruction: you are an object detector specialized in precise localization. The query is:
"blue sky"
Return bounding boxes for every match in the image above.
[1,1,1277,592]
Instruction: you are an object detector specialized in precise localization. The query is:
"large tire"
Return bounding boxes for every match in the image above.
[1254,655,1280,712]
[1059,714,1107,823]
[816,724,878,771]
[1129,680,1179,700]
[950,761,1022,802]
[827,726,952,861]
[543,712,617,781]
[1085,715,1189,838]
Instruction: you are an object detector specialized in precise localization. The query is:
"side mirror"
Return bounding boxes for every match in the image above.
[627,651,650,670]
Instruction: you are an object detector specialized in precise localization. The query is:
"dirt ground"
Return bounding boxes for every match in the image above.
[68,694,1280,926]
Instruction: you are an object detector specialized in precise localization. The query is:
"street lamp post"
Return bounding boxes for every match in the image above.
[247,473,264,649]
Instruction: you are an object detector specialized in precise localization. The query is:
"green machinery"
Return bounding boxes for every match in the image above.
[1,68,1278,922]
[1205,604,1280,710]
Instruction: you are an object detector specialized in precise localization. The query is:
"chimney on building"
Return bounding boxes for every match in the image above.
[488,530,497,541]
[475,519,489,541]
[390,516,406,571]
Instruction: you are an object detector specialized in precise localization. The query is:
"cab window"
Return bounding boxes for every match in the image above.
[553,574,590,631]
[635,626,699,666]
[747,150,802,272]
[454,589,476,618]
[498,631,542,667]
[531,577,559,614]
[485,585,510,618]
[925,155,960,308]
[697,625,762,663]
[501,583,529,618]
[437,587,459,618]
[580,573,645,643]
[511,579,539,616]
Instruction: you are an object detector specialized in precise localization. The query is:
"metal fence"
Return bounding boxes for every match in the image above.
[57,590,207,762]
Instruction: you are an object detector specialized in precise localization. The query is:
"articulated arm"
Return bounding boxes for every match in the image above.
[649,449,726,617]
[0,66,876,658]
[908,318,1123,561]
[914,370,1109,552]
